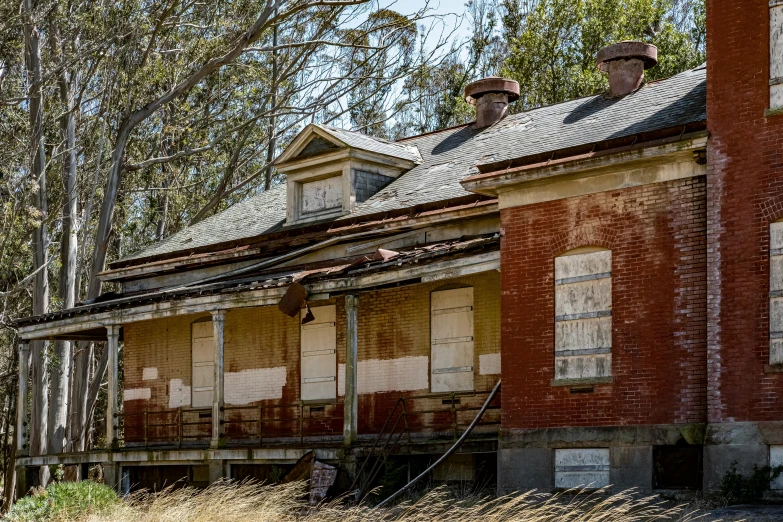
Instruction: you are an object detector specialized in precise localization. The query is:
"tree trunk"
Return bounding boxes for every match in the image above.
[67,342,92,452]
[23,0,50,486]
[50,57,79,455]
[264,12,279,191]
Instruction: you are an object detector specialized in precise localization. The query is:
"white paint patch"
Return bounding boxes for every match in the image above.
[302,176,342,213]
[168,378,191,408]
[124,388,151,401]
[479,353,501,375]
[142,367,158,381]
[338,356,429,396]
[225,367,287,405]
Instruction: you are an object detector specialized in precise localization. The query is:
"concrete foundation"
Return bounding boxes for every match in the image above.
[498,424,703,494]
[702,422,783,492]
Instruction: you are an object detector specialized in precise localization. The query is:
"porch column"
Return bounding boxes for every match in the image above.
[211,310,226,449]
[344,295,359,446]
[106,325,120,449]
[16,341,30,456]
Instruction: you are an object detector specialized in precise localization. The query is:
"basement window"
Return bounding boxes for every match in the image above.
[770,222,783,366]
[653,444,702,490]
[554,448,609,490]
[553,249,613,384]
[771,446,783,490]
[771,1,783,110]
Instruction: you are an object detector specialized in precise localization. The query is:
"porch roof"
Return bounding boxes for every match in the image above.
[15,235,500,340]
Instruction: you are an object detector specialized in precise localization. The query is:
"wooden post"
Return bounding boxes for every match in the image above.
[17,342,30,456]
[210,310,226,449]
[344,295,359,446]
[106,325,120,449]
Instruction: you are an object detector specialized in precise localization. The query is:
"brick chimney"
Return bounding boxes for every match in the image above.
[596,41,658,98]
[464,76,520,128]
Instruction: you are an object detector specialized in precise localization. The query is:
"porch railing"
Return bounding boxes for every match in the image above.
[115,390,500,449]
[116,400,344,449]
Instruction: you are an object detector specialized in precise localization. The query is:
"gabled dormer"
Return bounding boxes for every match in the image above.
[273,124,421,225]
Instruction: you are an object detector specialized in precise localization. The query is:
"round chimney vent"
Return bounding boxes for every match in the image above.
[596,41,658,73]
[464,76,520,105]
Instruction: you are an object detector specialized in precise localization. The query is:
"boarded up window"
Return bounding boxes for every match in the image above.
[772,3,783,109]
[301,305,337,401]
[771,223,783,365]
[771,446,783,490]
[554,448,610,489]
[191,321,214,408]
[431,287,474,393]
[302,176,342,214]
[554,250,612,381]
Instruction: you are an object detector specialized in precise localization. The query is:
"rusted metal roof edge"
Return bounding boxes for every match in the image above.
[16,236,500,329]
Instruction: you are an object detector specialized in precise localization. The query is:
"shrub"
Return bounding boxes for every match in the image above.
[719,462,783,504]
[5,481,119,522]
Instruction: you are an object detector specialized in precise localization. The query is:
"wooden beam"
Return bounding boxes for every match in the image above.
[106,325,120,449]
[16,342,30,456]
[343,295,358,446]
[211,311,226,449]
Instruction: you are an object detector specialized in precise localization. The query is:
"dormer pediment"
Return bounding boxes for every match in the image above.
[273,124,421,226]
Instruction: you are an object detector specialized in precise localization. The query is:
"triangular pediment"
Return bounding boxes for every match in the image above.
[273,124,347,167]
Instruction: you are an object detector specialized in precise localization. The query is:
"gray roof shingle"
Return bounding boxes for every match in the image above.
[122,65,705,263]
[122,183,287,262]
[315,124,422,163]
[349,65,706,216]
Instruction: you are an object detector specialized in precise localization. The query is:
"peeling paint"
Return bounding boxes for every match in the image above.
[124,388,151,401]
[168,378,191,408]
[479,353,501,375]
[142,367,158,380]
[338,356,429,395]
[225,367,287,404]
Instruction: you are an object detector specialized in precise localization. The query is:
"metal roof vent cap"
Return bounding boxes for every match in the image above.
[596,41,658,98]
[464,76,520,128]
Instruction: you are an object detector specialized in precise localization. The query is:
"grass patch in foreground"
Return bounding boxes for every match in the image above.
[50,481,711,522]
[5,481,119,521]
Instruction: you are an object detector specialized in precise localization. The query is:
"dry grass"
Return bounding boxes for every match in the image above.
[70,481,726,522]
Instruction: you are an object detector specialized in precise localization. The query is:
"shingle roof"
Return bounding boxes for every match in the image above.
[349,65,706,216]
[122,65,705,263]
[122,183,288,261]
[315,124,422,163]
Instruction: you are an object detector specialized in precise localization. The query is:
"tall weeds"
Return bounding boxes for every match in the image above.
[73,481,708,522]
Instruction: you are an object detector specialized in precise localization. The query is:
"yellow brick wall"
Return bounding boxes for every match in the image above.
[122,271,500,439]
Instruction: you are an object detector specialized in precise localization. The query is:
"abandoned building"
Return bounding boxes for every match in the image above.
[11,0,783,497]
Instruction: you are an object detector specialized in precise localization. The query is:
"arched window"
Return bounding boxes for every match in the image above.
[770,222,783,365]
[554,248,612,382]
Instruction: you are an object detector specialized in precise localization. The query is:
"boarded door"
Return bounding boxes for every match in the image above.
[301,305,337,401]
[431,288,474,393]
[191,321,214,408]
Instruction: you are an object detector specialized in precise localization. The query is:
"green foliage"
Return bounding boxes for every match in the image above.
[501,0,706,109]
[4,481,119,522]
[719,462,783,504]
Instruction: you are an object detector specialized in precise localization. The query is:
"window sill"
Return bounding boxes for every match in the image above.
[764,364,783,374]
[550,377,614,387]
[764,106,783,118]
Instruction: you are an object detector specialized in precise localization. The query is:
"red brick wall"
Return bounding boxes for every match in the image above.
[707,0,783,422]
[500,177,707,429]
